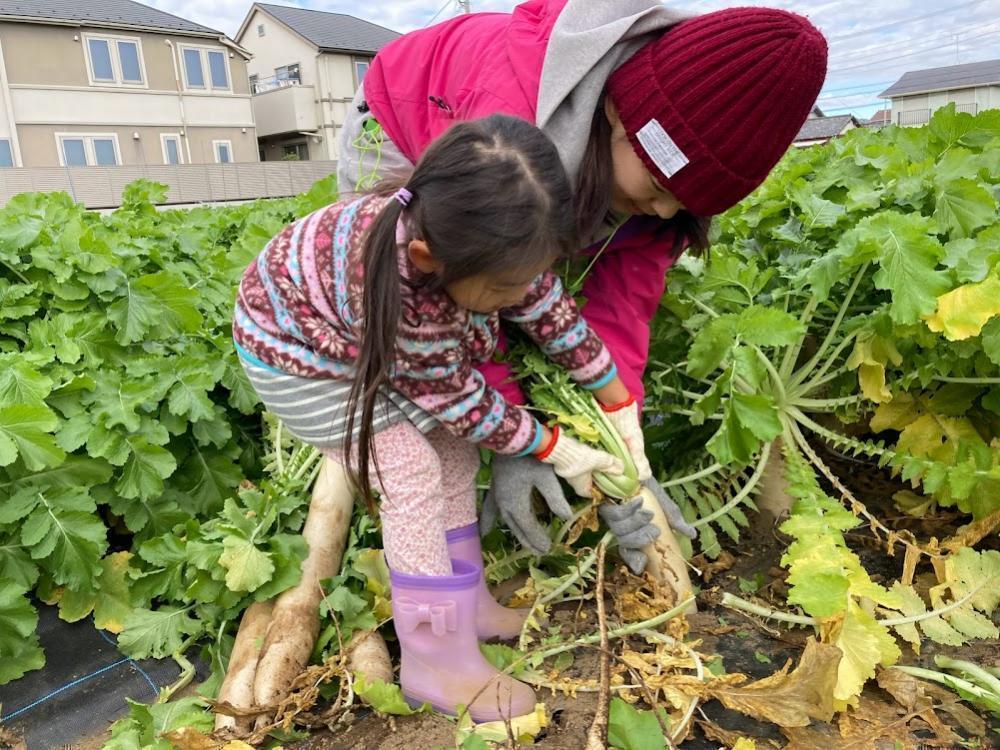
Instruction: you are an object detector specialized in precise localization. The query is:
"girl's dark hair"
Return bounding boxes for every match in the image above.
[345,114,578,510]
[576,95,712,257]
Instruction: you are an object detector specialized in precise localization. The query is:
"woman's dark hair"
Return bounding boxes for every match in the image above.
[345,114,578,510]
[576,95,712,257]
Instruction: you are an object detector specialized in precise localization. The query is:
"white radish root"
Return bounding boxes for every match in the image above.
[345,629,392,697]
[252,456,356,726]
[752,437,793,532]
[214,600,274,731]
[636,487,696,613]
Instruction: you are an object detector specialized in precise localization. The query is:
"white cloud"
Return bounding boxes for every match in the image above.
[148,0,1000,118]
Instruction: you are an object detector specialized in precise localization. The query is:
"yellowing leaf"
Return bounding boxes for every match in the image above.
[847,332,902,402]
[832,601,900,703]
[923,275,1000,340]
[870,393,919,432]
[677,638,840,727]
[457,702,548,744]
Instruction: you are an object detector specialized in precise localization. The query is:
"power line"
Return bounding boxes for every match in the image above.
[821,79,893,94]
[828,27,1000,75]
[423,0,454,27]
[828,17,1000,65]
[828,0,989,42]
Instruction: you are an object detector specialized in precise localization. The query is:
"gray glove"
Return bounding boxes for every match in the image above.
[480,453,574,554]
[599,478,698,574]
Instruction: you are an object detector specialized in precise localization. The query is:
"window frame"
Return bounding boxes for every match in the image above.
[352,57,370,88]
[160,133,184,165]
[274,63,301,85]
[55,132,122,167]
[213,139,234,164]
[82,33,147,88]
[179,44,232,93]
[0,138,14,168]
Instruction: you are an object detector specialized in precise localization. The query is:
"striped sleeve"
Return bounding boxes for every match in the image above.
[502,270,617,391]
[388,319,542,455]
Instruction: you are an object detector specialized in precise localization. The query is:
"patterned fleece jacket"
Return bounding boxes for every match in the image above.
[233,194,617,456]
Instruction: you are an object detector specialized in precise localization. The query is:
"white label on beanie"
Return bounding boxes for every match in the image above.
[636,119,689,178]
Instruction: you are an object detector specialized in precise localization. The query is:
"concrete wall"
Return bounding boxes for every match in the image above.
[0,159,338,208]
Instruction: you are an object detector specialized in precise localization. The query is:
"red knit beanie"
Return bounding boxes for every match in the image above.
[606,7,827,216]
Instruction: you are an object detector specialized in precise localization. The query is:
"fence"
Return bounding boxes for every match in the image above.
[0,160,338,209]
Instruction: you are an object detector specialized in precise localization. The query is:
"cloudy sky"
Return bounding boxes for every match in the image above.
[152,0,1000,119]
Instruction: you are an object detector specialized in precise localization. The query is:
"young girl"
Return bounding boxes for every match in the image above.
[338,0,828,569]
[234,115,652,721]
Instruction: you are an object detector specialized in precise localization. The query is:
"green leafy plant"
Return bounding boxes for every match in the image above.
[0,177,337,683]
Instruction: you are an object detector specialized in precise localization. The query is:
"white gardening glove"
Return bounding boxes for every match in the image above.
[600,397,652,481]
[537,427,625,497]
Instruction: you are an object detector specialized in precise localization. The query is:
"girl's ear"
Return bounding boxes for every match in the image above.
[603,96,623,132]
[407,239,442,274]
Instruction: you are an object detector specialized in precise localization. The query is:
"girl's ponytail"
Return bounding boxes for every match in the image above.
[344,189,409,513]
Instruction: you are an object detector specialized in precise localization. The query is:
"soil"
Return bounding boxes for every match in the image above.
[277,439,1000,750]
[60,439,999,750]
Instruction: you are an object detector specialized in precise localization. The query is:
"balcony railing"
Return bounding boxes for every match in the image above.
[897,108,931,126]
[954,102,978,115]
[251,75,301,95]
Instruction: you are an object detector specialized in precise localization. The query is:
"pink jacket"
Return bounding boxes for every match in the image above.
[363,0,685,402]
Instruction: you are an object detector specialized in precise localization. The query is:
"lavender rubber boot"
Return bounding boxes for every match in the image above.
[446,522,529,640]
[391,559,535,722]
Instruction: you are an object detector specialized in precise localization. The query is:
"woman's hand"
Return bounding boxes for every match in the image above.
[535,426,624,497]
[599,395,652,480]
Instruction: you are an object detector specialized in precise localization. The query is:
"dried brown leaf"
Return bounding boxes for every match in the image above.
[162,726,221,750]
[877,667,987,738]
[0,726,27,750]
[696,720,781,749]
[942,508,1000,552]
[694,550,736,583]
[676,639,840,727]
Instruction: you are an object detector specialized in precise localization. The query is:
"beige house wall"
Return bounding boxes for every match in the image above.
[15,123,257,167]
[0,20,255,165]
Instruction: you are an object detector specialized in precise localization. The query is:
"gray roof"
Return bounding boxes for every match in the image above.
[794,114,857,142]
[880,58,1000,98]
[0,0,220,35]
[256,3,399,54]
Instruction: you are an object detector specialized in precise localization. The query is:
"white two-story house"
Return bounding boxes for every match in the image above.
[235,3,399,162]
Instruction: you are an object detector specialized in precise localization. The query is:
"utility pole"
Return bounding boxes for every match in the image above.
[458,0,471,13]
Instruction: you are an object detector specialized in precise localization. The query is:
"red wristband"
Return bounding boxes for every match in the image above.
[599,394,636,413]
[534,425,559,460]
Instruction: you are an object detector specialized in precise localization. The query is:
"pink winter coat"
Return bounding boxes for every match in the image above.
[362,0,685,403]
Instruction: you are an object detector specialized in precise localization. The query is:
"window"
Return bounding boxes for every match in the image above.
[57,134,120,166]
[248,74,259,94]
[0,139,13,168]
[354,58,369,86]
[84,34,144,86]
[88,39,114,81]
[161,134,183,165]
[274,63,300,84]
[183,48,204,88]
[282,143,309,160]
[213,140,233,164]
[181,45,230,91]
[257,23,266,37]
[118,41,142,83]
[208,51,229,89]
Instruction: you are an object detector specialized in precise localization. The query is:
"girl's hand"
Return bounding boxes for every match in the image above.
[599,395,652,481]
[535,427,624,497]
